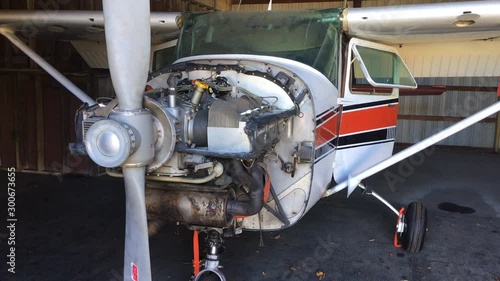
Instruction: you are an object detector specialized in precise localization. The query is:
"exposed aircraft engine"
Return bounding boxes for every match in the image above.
[142,75,296,173]
[74,62,312,232]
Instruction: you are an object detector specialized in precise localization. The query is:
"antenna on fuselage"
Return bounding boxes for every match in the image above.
[268,0,272,10]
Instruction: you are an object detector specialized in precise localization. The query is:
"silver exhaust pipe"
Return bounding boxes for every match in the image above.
[195,269,227,281]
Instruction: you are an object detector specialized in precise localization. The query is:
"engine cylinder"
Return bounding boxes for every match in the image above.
[191,110,209,146]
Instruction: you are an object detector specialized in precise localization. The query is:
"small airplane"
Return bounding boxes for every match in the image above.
[1,1,500,280]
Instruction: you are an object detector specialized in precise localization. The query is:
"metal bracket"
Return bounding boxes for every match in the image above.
[358,183,399,216]
[263,182,290,227]
[361,182,373,195]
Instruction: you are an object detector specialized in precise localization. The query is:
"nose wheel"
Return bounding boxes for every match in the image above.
[396,201,428,253]
[351,184,428,252]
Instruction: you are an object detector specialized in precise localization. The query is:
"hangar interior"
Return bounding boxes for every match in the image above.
[0,0,498,176]
[0,1,499,281]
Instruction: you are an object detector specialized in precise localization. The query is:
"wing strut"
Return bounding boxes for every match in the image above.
[324,100,500,198]
[0,29,96,106]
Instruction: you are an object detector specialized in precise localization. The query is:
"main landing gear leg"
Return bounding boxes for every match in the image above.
[194,229,226,281]
[358,183,428,253]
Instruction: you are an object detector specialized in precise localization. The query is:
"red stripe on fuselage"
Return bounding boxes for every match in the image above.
[316,112,339,146]
[340,104,398,136]
[497,77,500,97]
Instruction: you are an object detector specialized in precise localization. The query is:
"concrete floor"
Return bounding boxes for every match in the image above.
[1,147,499,281]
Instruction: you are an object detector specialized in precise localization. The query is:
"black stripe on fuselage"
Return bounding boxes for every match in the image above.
[315,107,340,126]
[338,128,390,147]
[336,139,395,150]
[314,138,337,163]
[342,98,399,111]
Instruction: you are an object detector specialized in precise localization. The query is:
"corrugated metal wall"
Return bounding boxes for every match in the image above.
[395,43,500,149]
[363,1,500,149]
[398,77,498,148]
[398,42,500,78]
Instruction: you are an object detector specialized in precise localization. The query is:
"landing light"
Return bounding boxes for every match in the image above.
[454,12,479,28]
[453,20,475,27]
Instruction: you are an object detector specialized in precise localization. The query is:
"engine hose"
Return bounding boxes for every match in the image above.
[106,162,224,184]
[226,160,265,217]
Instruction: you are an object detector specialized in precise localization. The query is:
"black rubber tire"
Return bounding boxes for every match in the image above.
[402,201,428,253]
[197,272,222,281]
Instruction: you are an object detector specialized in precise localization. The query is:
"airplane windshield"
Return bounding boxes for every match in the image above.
[177,9,342,85]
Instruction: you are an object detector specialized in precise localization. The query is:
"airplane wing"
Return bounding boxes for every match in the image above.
[0,10,180,44]
[0,10,180,69]
[344,1,500,44]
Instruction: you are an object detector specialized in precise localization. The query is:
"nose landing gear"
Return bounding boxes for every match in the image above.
[194,229,227,281]
[355,183,428,253]
[396,201,428,253]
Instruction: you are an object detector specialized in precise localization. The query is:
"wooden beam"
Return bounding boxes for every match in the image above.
[352,85,447,96]
[60,78,68,174]
[27,0,37,69]
[0,52,31,65]
[495,100,500,153]
[398,114,497,124]
[1,0,10,8]
[353,84,497,97]
[444,85,497,92]
[353,0,362,8]
[351,84,447,96]
[35,73,45,171]
[4,38,13,69]
[3,0,12,68]
[231,0,343,4]
[14,73,21,170]
[26,0,34,10]
[494,78,500,153]
[0,68,90,76]
[217,0,232,11]
[182,0,217,10]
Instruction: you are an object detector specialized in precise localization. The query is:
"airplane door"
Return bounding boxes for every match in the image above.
[150,39,178,71]
[334,38,417,183]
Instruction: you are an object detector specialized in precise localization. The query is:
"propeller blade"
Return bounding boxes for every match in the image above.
[102,1,153,281]
[103,0,151,111]
[122,167,151,281]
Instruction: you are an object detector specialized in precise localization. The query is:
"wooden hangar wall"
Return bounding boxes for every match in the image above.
[1,0,498,176]
[0,0,221,175]
[234,0,500,151]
